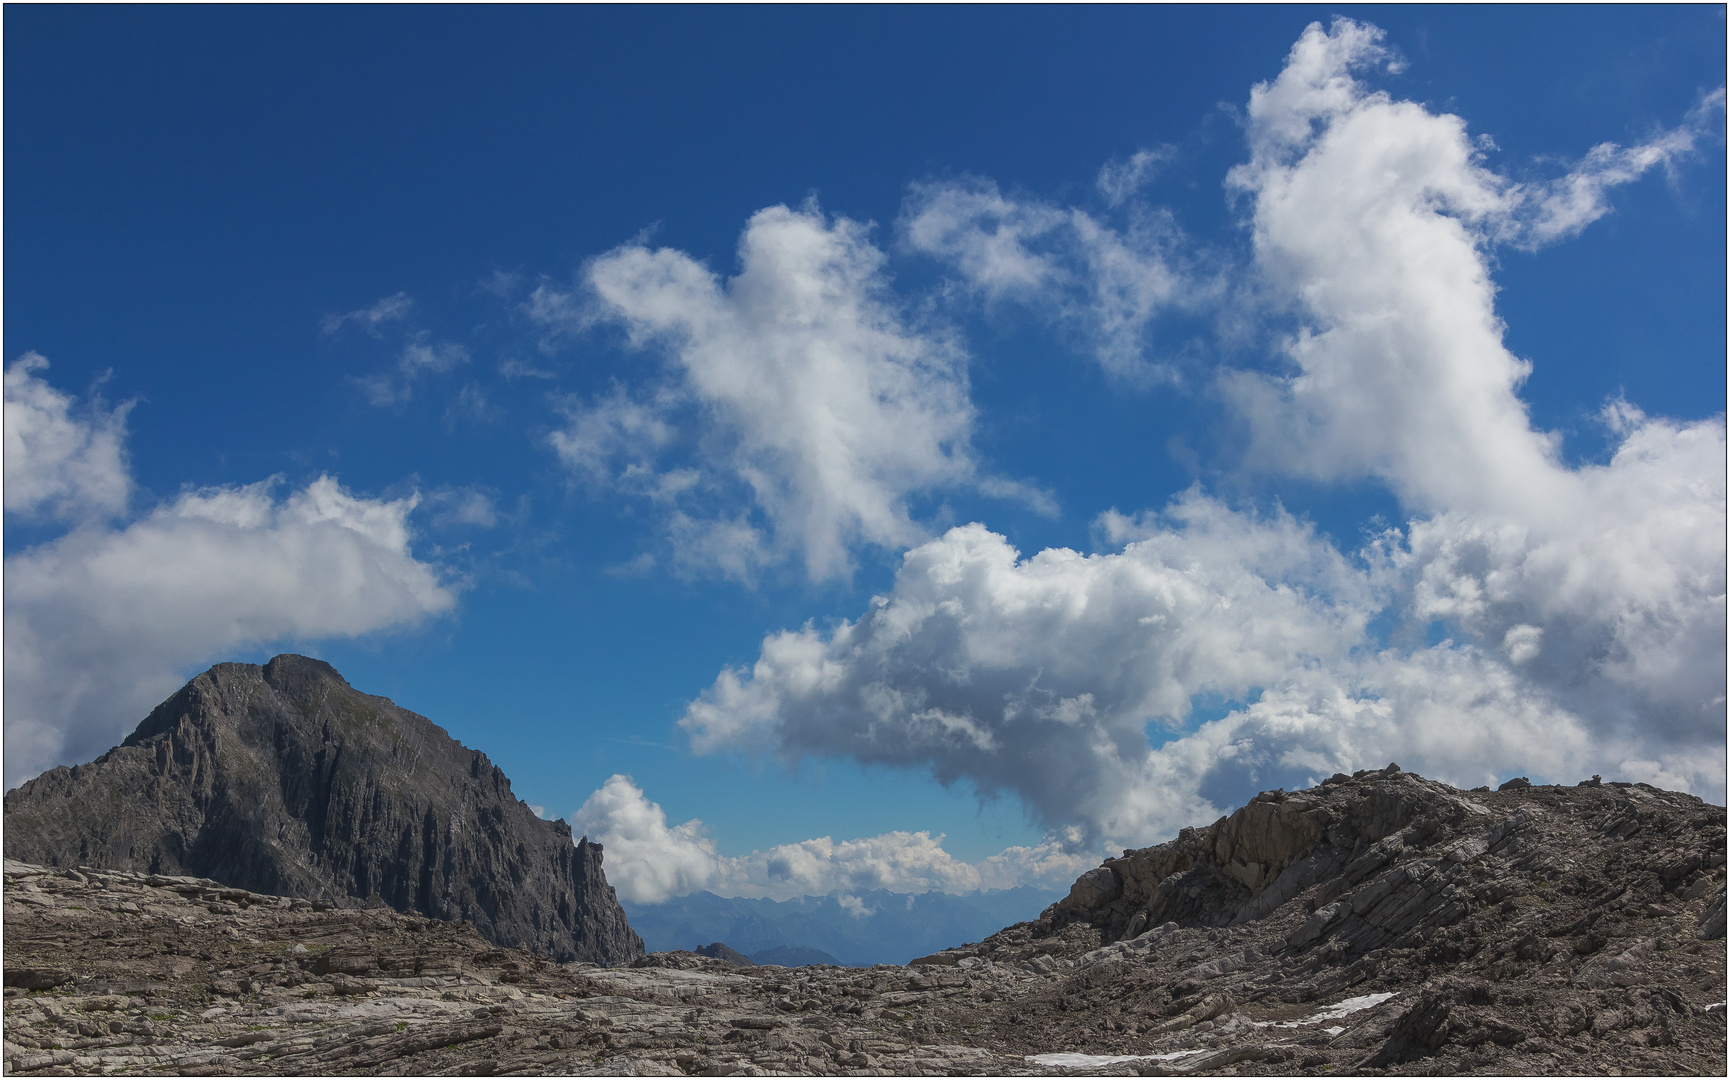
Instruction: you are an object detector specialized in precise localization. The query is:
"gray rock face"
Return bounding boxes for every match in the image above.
[2,655,642,966]
[1049,764,1727,958]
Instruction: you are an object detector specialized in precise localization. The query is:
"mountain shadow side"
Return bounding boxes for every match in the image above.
[2,654,642,966]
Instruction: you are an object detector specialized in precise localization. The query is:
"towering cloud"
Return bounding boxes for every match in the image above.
[1223,20,1719,517]
[1224,19,1725,780]
[677,20,1726,853]
[3,357,458,789]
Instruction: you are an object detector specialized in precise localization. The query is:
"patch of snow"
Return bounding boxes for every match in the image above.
[1026,1053,1145,1068]
[1027,1049,1208,1069]
[1256,991,1398,1028]
[1323,1025,1345,1036]
[1310,991,1397,1021]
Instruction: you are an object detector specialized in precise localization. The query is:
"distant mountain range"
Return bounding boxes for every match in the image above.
[623,886,1061,967]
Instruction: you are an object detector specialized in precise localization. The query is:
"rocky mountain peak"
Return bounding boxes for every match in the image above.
[3,655,642,966]
[1043,763,1725,953]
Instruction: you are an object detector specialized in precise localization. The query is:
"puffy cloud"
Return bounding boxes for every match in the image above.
[4,362,459,789]
[5,476,458,788]
[573,775,1094,904]
[681,495,1719,844]
[574,774,720,905]
[4,353,132,521]
[677,21,1725,848]
[1224,19,1718,518]
[1224,20,1559,516]
[683,498,1378,842]
[1398,409,1726,759]
[1220,17,1725,774]
[541,202,1030,583]
[900,179,1205,382]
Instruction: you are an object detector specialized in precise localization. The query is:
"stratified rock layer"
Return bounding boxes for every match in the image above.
[2,655,642,966]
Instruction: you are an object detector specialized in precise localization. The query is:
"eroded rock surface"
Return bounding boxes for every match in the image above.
[4,767,1725,1076]
[3,655,641,966]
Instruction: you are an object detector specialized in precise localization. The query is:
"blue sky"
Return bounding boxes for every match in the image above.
[5,6,1724,905]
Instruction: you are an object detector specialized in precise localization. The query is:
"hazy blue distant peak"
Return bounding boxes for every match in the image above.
[623,886,1061,968]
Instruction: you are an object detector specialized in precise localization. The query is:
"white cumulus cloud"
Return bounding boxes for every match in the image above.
[573,774,1094,904]
[680,504,1377,843]
[574,774,721,905]
[4,362,459,789]
[538,201,1039,583]
[1224,18,1718,518]
[4,353,132,521]
[1222,17,1726,775]
[674,20,1726,850]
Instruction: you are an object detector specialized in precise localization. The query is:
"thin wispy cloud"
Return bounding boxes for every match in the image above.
[900,177,1214,384]
[321,291,415,337]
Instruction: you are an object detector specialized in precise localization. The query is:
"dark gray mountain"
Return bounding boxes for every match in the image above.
[2,654,642,966]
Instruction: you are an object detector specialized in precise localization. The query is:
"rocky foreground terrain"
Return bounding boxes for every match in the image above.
[5,766,1726,1076]
[4,656,641,965]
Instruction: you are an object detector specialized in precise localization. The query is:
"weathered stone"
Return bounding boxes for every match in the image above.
[4,766,1724,1076]
[1061,865,1125,911]
[3,968,72,991]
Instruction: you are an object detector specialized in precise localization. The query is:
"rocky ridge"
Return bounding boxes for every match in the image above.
[4,765,1724,1075]
[3,655,641,966]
